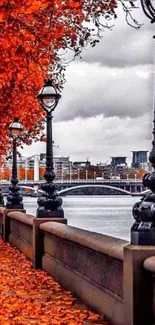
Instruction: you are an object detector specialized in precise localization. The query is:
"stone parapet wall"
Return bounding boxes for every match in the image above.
[8,211,34,261]
[40,222,126,325]
[143,256,155,319]
[40,222,125,260]
[0,207,6,235]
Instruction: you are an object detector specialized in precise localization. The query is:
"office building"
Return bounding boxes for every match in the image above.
[110,157,127,166]
[131,151,148,168]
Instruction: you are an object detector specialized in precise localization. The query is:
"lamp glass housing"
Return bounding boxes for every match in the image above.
[43,96,55,108]
[9,121,23,138]
[38,82,61,112]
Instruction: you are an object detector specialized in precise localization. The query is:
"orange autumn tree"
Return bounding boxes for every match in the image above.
[136,168,147,179]
[0,0,139,157]
[39,167,45,179]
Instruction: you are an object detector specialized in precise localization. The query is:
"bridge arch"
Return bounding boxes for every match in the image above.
[58,184,131,195]
[20,186,36,192]
[140,189,151,196]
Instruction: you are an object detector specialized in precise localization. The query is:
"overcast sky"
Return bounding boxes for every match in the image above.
[21,1,155,165]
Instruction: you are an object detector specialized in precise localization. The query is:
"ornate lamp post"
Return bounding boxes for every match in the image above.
[6,118,24,209]
[36,79,64,218]
[131,0,155,244]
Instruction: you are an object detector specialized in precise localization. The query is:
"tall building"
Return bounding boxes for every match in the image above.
[40,154,71,178]
[72,160,91,168]
[131,151,148,168]
[110,157,127,166]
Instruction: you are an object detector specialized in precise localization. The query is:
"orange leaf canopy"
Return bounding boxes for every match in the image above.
[0,0,136,157]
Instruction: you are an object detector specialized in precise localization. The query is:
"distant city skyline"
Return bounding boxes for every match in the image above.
[20,1,154,165]
[17,149,149,168]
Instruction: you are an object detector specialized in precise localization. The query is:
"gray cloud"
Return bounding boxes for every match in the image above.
[54,2,154,123]
[21,113,152,164]
[53,113,152,164]
[81,4,154,67]
[55,62,153,121]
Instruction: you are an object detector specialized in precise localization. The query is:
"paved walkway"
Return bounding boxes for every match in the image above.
[0,237,110,325]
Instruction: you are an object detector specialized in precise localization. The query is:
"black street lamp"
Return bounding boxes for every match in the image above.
[36,79,64,218]
[131,0,155,245]
[6,118,24,210]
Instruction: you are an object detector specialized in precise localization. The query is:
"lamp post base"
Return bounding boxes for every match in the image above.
[6,203,24,210]
[6,182,24,210]
[36,208,64,218]
[131,222,155,245]
[0,199,4,207]
[0,189,4,206]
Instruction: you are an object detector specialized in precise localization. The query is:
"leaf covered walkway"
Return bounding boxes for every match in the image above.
[0,237,110,325]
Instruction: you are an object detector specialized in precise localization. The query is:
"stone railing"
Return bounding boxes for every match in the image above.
[0,206,155,325]
[40,222,125,325]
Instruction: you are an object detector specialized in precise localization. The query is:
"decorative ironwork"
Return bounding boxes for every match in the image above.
[140,0,155,23]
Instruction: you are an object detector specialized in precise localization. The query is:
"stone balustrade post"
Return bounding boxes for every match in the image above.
[33,217,67,269]
[124,244,155,325]
[3,209,25,242]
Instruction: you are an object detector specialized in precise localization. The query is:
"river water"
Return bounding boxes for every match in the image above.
[22,195,141,241]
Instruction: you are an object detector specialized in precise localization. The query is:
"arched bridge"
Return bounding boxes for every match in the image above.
[58,184,131,196]
[0,180,147,195]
